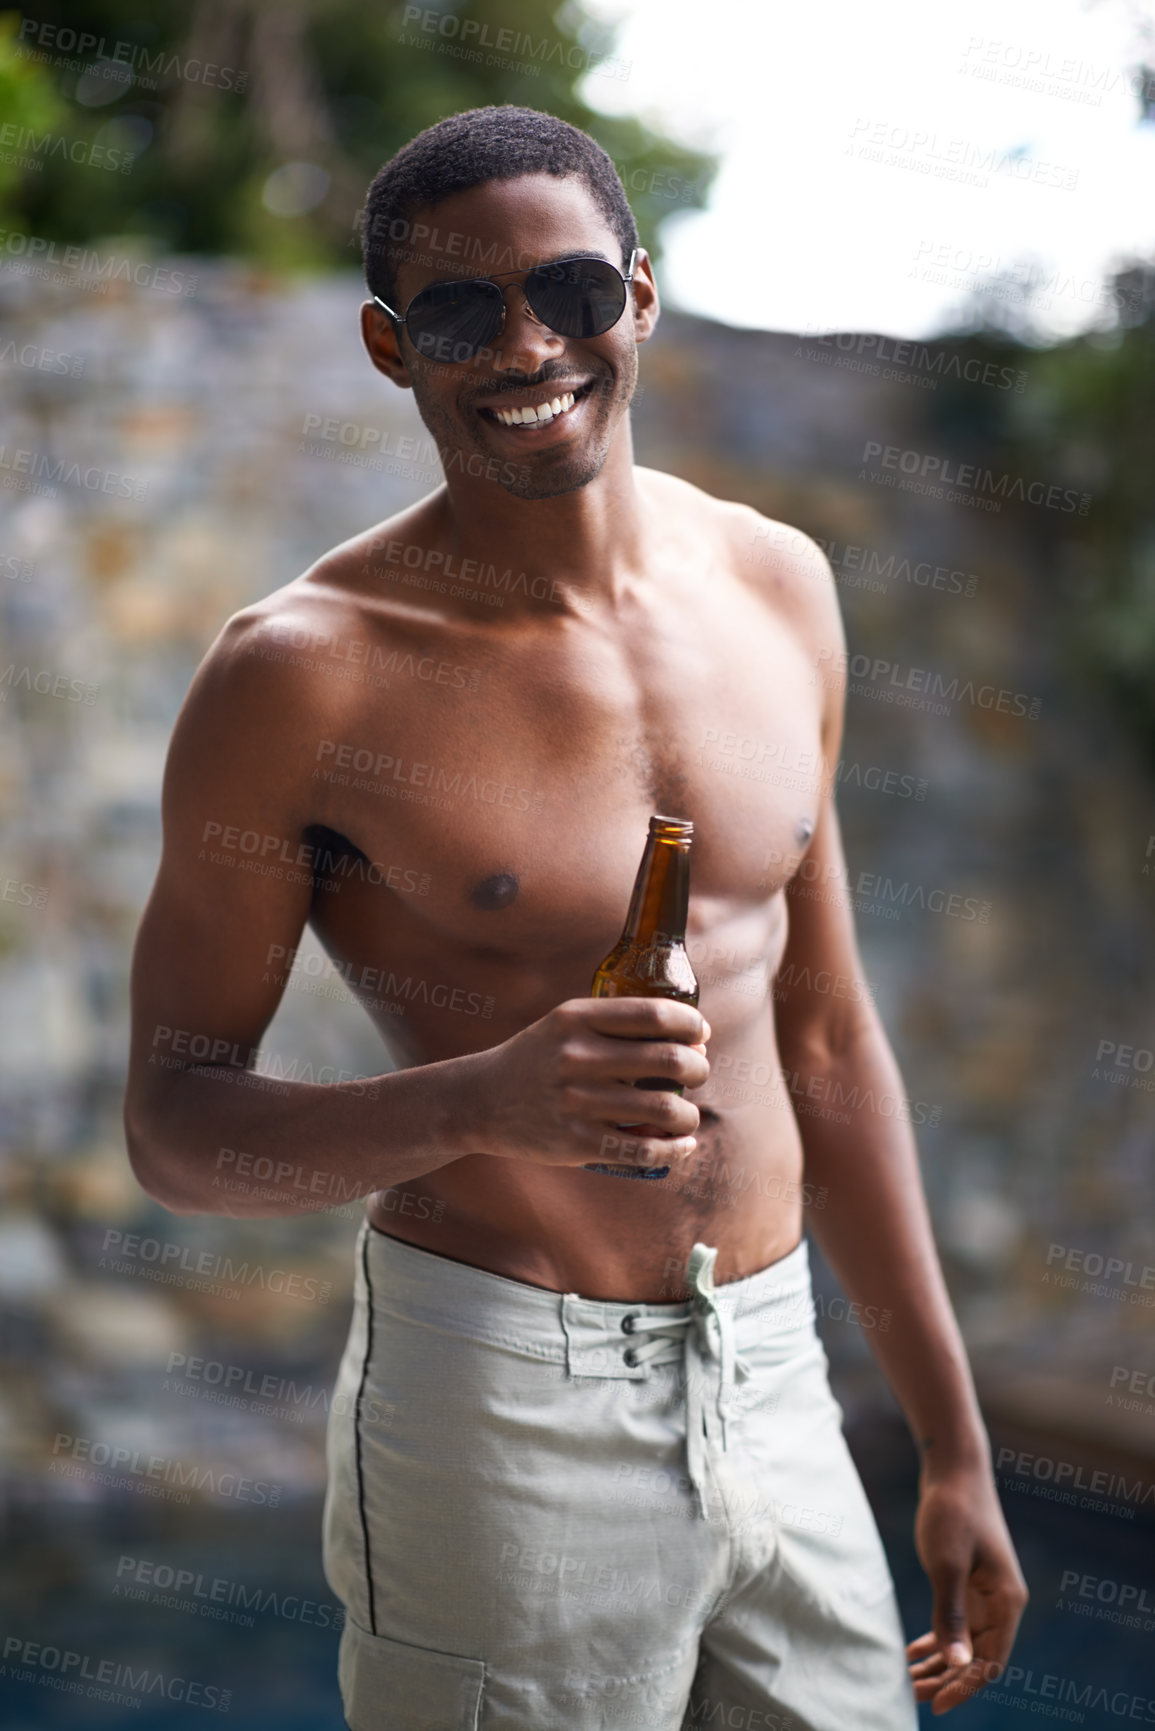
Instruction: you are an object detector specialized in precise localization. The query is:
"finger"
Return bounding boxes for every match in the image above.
[585,1123,698,1168]
[978,1585,1028,1678]
[913,1671,956,1695]
[929,1556,974,1669]
[906,1629,940,1659]
[912,1654,972,1702]
[579,996,708,1045]
[586,1036,711,1088]
[914,1677,960,1705]
[934,1606,1022,1711]
[580,1084,702,1138]
[928,1656,994,1714]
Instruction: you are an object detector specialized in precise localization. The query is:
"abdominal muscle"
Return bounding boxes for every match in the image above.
[363,1012,808,1302]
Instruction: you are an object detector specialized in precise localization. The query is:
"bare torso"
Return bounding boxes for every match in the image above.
[258,469,823,1299]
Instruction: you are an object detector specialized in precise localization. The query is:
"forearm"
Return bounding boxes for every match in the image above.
[124,1047,486,1218]
[784,1020,989,1473]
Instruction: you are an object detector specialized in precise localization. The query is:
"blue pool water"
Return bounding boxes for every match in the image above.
[2,1418,1150,1727]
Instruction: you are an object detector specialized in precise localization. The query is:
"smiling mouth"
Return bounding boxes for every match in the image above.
[477,381,595,429]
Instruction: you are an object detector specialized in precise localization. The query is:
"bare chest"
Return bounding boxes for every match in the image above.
[306,572,822,973]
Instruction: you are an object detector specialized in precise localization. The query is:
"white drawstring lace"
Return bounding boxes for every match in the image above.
[623,1243,751,1518]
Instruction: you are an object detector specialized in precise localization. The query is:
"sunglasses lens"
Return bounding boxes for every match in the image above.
[405,279,504,362]
[526,258,626,337]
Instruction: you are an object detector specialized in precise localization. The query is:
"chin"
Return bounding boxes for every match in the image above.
[495,421,616,501]
[500,452,610,501]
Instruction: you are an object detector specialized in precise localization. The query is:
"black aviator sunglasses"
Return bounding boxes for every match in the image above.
[372,250,639,364]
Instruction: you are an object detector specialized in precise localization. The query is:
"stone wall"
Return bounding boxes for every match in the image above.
[2,262,1152,1505]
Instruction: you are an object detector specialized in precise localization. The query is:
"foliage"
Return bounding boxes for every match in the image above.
[1027,272,1155,766]
[0,12,69,226]
[0,0,717,274]
[926,265,1155,769]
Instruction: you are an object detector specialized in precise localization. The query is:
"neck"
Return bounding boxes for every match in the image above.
[432,417,647,617]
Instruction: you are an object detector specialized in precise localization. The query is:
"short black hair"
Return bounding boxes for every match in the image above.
[359,105,639,306]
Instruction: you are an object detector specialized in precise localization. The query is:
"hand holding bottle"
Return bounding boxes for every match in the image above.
[584,814,701,1180]
[464,995,710,1173]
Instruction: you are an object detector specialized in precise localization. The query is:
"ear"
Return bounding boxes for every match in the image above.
[360,300,413,390]
[629,249,660,346]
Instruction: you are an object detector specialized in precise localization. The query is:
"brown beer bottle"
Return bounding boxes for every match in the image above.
[583,815,699,1181]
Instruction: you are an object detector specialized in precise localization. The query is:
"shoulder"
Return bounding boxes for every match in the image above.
[166,504,442,783]
[638,466,844,660]
[157,592,347,826]
[189,495,444,709]
[726,501,842,659]
[183,582,362,735]
[638,468,847,759]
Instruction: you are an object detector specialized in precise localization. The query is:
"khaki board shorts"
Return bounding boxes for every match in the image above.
[322,1219,917,1731]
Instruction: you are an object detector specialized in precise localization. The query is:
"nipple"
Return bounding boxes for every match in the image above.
[471,872,520,911]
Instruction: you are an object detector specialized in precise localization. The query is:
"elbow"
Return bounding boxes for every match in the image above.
[775,990,886,1080]
[777,1006,876,1077]
[122,1092,199,1216]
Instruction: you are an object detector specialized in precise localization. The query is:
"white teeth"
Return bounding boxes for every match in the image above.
[492,390,577,427]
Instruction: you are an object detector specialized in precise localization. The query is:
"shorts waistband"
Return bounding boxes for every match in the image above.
[359,1221,812,1347]
[360,1225,814,1523]
[563,1240,816,1519]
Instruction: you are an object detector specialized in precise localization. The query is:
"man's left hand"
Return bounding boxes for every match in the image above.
[906,1464,1029,1715]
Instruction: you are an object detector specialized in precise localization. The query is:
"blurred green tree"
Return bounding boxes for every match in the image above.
[0,0,716,274]
[925,262,1155,770]
[1031,265,1155,766]
[0,12,69,226]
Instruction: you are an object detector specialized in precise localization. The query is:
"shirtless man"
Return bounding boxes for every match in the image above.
[124,106,1026,1730]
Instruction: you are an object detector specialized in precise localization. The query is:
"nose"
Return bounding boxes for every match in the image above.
[490,281,564,376]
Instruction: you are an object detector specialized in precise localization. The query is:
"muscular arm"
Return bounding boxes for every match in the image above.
[777,799,990,1471]
[123,608,479,1218]
[764,528,1027,1712]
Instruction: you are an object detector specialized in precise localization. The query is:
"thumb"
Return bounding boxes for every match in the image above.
[930,1556,973,1669]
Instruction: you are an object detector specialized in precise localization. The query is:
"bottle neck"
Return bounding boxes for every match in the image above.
[622,836,690,945]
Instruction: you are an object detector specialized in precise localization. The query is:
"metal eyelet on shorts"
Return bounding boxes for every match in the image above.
[623,1346,639,1367]
[621,1314,637,1334]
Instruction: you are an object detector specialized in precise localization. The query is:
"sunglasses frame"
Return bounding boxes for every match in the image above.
[372,249,639,360]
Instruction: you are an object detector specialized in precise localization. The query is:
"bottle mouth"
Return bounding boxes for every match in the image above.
[650,813,693,838]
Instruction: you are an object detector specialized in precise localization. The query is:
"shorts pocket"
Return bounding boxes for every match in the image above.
[339,1616,486,1730]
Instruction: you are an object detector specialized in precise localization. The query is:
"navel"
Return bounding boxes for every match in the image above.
[471,871,520,911]
[796,815,815,845]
